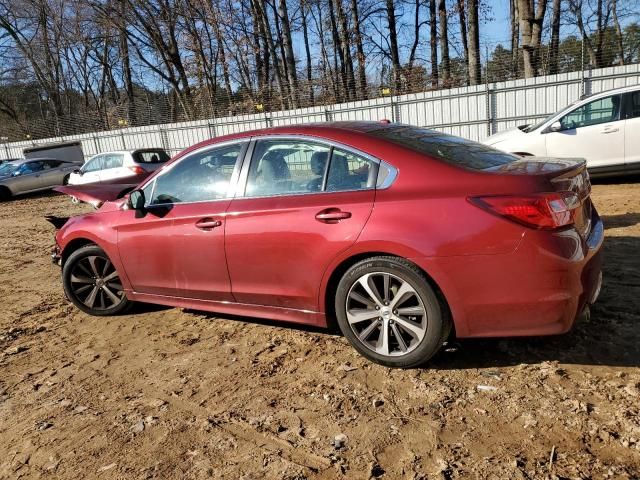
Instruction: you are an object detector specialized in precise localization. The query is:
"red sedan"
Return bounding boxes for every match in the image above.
[51,122,603,368]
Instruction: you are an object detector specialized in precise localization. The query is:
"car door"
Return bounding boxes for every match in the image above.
[37,160,69,187]
[115,141,246,300]
[545,94,625,171]
[100,153,130,183]
[623,90,640,169]
[224,138,377,312]
[11,161,46,192]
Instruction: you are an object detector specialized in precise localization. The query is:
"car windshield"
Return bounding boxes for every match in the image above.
[0,162,19,177]
[366,124,519,170]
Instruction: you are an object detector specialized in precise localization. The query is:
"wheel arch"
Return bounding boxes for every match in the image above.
[61,238,97,266]
[321,251,453,336]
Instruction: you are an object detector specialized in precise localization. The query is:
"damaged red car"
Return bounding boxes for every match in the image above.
[50,122,603,368]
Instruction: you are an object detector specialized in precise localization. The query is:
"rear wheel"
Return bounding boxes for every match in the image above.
[62,245,131,315]
[335,256,449,368]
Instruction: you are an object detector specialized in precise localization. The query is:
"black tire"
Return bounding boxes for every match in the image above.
[335,256,449,368]
[0,186,11,201]
[62,245,131,316]
[62,174,70,185]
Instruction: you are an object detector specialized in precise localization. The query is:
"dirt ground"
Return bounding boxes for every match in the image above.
[0,179,638,480]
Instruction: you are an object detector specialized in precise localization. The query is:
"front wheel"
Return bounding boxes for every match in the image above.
[62,245,131,315]
[335,256,449,368]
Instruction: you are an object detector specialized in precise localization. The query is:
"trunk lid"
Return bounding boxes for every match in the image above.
[489,156,593,237]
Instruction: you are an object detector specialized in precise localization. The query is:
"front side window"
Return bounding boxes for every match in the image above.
[245,140,331,197]
[150,143,244,205]
[83,156,104,173]
[20,161,45,174]
[561,95,622,130]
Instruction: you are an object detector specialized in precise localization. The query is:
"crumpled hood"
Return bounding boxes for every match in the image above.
[483,126,528,146]
[54,183,137,209]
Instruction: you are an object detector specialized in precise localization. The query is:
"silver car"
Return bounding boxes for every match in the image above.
[0,158,81,200]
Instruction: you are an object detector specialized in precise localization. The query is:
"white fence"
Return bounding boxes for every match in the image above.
[2,64,639,161]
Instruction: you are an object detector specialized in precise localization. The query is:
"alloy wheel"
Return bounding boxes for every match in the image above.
[69,255,124,310]
[345,272,427,356]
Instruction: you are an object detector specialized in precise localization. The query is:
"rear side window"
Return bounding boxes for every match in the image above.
[134,150,170,164]
[625,91,640,119]
[326,148,377,192]
[367,125,518,170]
[103,154,124,169]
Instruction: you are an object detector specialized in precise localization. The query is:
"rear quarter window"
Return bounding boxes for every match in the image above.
[367,125,519,170]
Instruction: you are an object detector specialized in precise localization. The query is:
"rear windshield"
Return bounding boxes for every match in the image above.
[133,150,170,164]
[366,125,519,170]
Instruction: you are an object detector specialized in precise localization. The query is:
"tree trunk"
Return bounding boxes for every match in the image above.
[466,0,481,85]
[350,0,368,98]
[334,0,356,100]
[548,0,561,74]
[611,0,624,65]
[457,0,469,85]
[385,0,401,92]
[300,0,314,104]
[510,0,519,77]
[118,0,136,124]
[327,0,346,101]
[518,0,547,78]
[439,0,450,85]
[277,0,299,107]
[429,0,438,87]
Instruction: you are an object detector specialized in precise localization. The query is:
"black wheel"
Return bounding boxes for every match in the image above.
[62,174,70,185]
[0,186,11,201]
[335,256,449,368]
[62,245,131,316]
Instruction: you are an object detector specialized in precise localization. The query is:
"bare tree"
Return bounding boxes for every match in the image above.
[467,0,481,85]
[439,0,451,85]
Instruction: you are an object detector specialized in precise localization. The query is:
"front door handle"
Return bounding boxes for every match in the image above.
[315,208,352,224]
[195,218,222,230]
[601,126,619,134]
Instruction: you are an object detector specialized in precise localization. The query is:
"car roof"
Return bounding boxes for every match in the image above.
[90,148,166,155]
[177,121,401,156]
[580,84,640,101]
[12,157,65,164]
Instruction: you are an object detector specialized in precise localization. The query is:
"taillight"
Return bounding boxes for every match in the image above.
[469,192,580,230]
[128,165,145,175]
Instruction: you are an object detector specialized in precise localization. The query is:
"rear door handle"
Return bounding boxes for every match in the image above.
[315,208,352,223]
[195,218,222,230]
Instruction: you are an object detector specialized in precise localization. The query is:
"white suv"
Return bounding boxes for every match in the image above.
[483,85,640,177]
[68,148,170,185]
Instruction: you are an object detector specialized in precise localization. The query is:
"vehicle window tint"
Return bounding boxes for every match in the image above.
[245,140,331,196]
[103,154,124,169]
[626,91,640,119]
[561,95,622,129]
[20,161,45,174]
[134,150,170,164]
[150,143,243,204]
[42,160,62,168]
[366,125,519,170]
[83,156,104,173]
[326,148,377,192]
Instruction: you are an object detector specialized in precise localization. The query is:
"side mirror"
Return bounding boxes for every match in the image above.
[73,169,82,175]
[127,190,146,210]
[549,121,562,132]
[12,171,21,177]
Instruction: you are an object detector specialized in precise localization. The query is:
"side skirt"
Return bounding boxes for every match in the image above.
[126,291,328,328]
